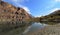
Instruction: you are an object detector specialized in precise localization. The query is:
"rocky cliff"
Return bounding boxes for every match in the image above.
[0,0,32,22]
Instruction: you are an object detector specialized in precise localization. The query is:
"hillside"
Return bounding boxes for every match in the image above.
[40,10,60,21]
[0,0,32,34]
[0,0,32,22]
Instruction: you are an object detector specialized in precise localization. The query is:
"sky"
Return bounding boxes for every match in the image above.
[2,0,60,17]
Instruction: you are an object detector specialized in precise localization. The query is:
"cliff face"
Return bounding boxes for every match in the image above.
[0,1,32,22]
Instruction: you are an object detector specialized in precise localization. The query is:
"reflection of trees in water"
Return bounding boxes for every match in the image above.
[0,21,33,35]
[40,21,60,25]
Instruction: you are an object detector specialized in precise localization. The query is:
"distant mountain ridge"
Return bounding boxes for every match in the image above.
[49,10,60,16]
[40,10,60,21]
[0,0,32,22]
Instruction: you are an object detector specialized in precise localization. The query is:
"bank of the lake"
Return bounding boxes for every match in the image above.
[23,23,60,35]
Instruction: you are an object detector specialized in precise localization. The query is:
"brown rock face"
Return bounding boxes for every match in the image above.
[0,1,32,22]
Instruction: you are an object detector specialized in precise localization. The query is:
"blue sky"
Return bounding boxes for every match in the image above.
[3,0,60,17]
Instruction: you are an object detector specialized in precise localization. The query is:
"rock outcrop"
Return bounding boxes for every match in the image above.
[0,0,32,22]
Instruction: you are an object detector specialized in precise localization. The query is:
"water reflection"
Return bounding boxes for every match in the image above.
[40,21,60,25]
[23,22,46,35]
[0,21,60,35]
[0,21,33,35]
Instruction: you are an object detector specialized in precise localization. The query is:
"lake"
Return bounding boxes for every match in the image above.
[0,21,60,35]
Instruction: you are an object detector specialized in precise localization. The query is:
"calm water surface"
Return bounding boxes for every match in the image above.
[0,22,59,35]
[22,22,46,35]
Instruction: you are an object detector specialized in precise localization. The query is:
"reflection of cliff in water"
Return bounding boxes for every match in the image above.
[0,21,33,35]
[40,21,60,25]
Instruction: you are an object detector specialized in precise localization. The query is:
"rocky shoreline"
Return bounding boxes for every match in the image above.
[23,23,60,35]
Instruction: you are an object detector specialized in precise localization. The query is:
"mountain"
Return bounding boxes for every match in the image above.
[0,0,32,22]
[40,10,60,21]
[49,10,60,16]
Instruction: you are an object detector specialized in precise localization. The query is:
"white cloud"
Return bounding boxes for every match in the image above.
[22,7,31,14]
[49,8,60,13]
[54,0,60,2]
[34,15,42,17]
[13,3,31,14]
[12,0,29,3]
[3,0,31,14]
[12,0,18,2]
[10,0,31,14]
